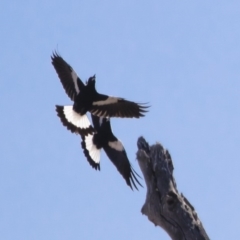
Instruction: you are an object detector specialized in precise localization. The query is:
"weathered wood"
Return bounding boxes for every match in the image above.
[136,136,209,240]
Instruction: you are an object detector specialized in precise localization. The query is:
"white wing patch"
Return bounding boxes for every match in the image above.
[108,141,124,151]
[70,69,80,94]
[85,134,101,164]
[92,97,119,106]
[63,106,90,129]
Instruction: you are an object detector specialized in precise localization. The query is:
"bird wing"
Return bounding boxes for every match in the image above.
[103,141,142,190]
[51,52,85,101]
[90,96,149,118]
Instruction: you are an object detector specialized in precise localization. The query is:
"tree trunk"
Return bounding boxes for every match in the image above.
[136,136,210,240]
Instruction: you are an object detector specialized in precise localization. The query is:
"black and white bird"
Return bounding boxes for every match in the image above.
[51,52,148,134]
[81,114,142,190]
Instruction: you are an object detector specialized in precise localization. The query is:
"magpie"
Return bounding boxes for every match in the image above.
[55,104,142,189]
[51,52,148,134]
[55,105,142,189]
[81,114,142,190]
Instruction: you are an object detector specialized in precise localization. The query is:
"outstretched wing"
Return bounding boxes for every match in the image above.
[103,142,142,190]
[91,114,142,189]
[90,96,149,118]
[51,52,85,101]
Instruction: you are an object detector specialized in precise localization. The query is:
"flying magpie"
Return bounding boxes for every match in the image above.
[55,105,142,189]
[51,52,148,134]
[81,114,142,190]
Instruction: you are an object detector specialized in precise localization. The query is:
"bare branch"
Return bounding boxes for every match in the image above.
[136,136,210,240]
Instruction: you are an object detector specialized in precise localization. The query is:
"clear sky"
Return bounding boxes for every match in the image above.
[1,1,240,239]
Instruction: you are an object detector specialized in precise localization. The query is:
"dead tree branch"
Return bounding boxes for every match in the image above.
[136,136,209,240]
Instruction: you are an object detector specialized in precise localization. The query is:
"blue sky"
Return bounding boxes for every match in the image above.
[1,1,240,239]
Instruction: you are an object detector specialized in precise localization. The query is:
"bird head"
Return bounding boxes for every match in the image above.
[86,75,96,86]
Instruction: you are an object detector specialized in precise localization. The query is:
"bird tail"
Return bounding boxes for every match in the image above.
[81,133,101,170]
[55,105,94,135]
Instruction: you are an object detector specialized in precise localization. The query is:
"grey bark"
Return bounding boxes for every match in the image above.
[136,136,210,240]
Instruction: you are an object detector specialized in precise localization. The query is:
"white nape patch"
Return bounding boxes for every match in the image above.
[108,141,124,151]
[70,69,80,93]
[63,106,90,128]
[92,97,119,106]
[85,134,100,163]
